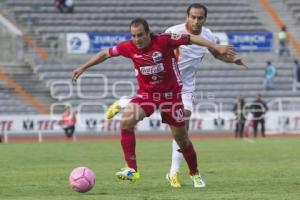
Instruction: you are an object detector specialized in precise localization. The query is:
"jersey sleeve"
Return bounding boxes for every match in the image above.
[108,41,130,58]
[163,33,190,49]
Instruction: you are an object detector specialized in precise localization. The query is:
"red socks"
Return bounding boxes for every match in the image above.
[121,129,198,175]
[120,129,137,171]
[180,143,198,175]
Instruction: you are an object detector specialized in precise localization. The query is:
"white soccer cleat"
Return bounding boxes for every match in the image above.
[190,172,206,188]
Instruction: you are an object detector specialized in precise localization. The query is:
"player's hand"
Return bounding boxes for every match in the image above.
[72,67,85,83]
[234,57,248,68]
[216,44,235,56]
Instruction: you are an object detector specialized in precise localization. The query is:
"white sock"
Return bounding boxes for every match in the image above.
[170,139,184,174]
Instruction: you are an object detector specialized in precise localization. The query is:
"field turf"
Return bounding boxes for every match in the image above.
[0,137,300,200]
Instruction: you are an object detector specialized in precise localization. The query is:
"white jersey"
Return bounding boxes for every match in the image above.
[165,23,217,93]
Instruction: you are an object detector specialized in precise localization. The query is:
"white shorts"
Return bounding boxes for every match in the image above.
[181,92,195,112]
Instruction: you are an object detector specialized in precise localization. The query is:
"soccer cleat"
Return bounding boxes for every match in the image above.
[190,172,206,188]
[115,167,140,182]
[166,172,181,188]
[105,100,121,119]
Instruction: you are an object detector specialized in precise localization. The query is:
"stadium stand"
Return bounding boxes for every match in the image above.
[284,0,300,23]
[0,63,53,114]
[5,0,267,44]
[0,63,51,114]
[0,0,299,114]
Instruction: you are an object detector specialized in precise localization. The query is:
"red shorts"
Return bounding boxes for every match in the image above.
[130,92,185,127]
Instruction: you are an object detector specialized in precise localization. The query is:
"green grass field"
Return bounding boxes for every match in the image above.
[0,137,300,200]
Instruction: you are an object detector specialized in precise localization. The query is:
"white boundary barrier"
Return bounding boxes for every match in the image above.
[1,130,78,144]
[1,110,300,143]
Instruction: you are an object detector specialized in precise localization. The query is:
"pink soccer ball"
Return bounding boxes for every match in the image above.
[69,166,96,193]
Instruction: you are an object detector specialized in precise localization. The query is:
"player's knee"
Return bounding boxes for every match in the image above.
[120,119,135,130]
[174,135,190,149]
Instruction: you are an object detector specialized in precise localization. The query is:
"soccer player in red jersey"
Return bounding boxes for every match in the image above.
[72,18,234,187]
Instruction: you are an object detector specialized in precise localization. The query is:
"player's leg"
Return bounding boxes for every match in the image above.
[167,93,193,187]
[116,99,155,182]
[167,109,191,187]
[170,125,205,188]
[170,109,191,172]
[170,93,193,171]
[105,96,131,119]
[116,102,145,181]
[162,98,205,188]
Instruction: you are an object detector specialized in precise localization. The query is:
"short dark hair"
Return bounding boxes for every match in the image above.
[130,18,150,33]
[186,3,208,17]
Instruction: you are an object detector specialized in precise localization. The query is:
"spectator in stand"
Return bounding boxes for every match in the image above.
[54,0,65,13]
[232,96,247,138]
[292,59,300,91]
[65,0,74,13]
[54,0,74,13]
[263,61,276,90]
[250,94,268,138]
[278,25,290,57]
[59,106,76,138]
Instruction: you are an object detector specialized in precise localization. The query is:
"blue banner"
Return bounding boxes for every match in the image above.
[67,32,273,54]
[88,33,131,53]
[67,33,131,54]
[227,32,273,52]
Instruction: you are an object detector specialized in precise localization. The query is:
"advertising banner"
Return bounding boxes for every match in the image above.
[66,33,131,54]
[66,32,273,54]
[226,32,273,52]
[1,112,300,135]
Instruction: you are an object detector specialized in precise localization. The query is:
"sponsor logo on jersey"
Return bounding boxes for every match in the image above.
[152,51,162,63]
[140,63,164,75]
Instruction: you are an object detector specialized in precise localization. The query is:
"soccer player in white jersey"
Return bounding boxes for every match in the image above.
[105,3,246,188]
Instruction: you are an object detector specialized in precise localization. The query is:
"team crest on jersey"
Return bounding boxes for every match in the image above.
[171,33,182,40]
[152,51,162,63]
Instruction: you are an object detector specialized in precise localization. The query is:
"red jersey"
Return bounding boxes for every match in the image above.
[109,33,190,94]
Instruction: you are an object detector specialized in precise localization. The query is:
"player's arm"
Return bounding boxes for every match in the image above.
[189,34,235,56]
[209,49,247,68]
[72,49,111,82]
